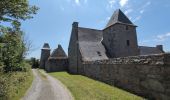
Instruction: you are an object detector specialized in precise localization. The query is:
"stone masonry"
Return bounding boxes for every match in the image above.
[40,43,51,69]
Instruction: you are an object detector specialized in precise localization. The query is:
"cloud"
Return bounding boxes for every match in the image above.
[108,0,116,8]
[140,9,144,14]
[139,1,151,14]
[133,16,141,22]
[139,32,170,45]
[73,0,88,6]
[142,1,151,8]
[75,0,80,5]
[125,9,133,15]
[84,0,88,4]
[100,16,111,24]
[119,0,128,7]
[60,6,65,11]
[156,32,170,41]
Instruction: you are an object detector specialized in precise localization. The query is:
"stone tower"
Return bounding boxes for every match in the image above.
[102,9,139,58]
[40,43,51,69]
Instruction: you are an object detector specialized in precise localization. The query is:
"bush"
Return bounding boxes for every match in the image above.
[30,57,39,68]
[0,64,33,100]
[0,27,26,72]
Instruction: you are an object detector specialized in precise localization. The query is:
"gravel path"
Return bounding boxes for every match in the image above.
[22,69,73,100]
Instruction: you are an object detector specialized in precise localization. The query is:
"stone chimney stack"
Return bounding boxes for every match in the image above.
[72,22,78,29]
[40,43,51,69]
[156,45,164,52]
[72,22,79,40]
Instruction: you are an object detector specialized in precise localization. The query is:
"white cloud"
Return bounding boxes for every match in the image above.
[84,0,88,4]
[107,17,111,20]
[100,16,111,24]
[125,9,133,15]
[75,0,80,5]
[60,6,65,11]
[108,0,116,8]
[73,0,88,6]
[119,0,128,7]
[142,1,151,8]
[133,16,141,22]
[140,32,170,45]
[140,9,144,14]
[156,32,170,41]
[139,1,151,14]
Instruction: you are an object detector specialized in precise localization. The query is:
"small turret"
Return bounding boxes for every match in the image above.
[40,43,51,69]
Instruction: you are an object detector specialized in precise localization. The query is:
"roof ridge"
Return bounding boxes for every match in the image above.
[78,27,101,31]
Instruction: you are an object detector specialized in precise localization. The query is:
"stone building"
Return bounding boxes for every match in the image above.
[40,44,68,72]
[68,9,164,74]
[39,9,170,99]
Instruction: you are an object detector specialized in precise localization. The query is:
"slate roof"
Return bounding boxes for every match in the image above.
[50,45,67,59]
[78,27,108,61]
[42,43,50,50]
[139,46,163,55]
[106,9,134,28]
[78,27,103,42]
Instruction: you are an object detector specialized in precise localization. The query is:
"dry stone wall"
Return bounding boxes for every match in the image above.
[80,53,170,100]
[45,58,68,72]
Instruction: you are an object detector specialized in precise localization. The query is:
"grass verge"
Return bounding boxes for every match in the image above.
[0,64,33,100]
[49,72,143,100]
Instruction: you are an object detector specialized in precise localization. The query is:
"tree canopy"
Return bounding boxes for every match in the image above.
[0,0,38,72]
[0,0,38,29]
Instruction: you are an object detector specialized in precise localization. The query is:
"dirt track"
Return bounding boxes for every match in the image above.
[22,69,73,100]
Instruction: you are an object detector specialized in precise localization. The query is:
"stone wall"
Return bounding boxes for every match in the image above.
[45,58,68,72]
[79,53,170,100]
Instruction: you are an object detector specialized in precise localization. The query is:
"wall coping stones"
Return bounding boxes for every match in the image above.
[82,53,170,66]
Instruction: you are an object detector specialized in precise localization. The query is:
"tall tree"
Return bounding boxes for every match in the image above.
[0,0,38,72]
[0,0,38,29]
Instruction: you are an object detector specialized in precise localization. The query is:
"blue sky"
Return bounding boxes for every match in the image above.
[22,0,170,59]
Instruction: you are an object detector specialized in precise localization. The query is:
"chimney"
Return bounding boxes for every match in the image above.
[156,45,164,52]
[72,22,79,40]
[72,22,78,28]
[58,44,62,49]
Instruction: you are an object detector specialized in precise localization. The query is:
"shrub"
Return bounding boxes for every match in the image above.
[0,64,33,100]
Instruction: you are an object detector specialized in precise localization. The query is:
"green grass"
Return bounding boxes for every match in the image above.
[49,72,144,100]
[0,65,33,100]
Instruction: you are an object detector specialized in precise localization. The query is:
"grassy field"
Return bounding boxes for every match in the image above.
[49,72,143,100]
[0,65,33,100]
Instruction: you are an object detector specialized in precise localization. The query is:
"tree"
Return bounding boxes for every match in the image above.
[30,57,39,68]
[0,0,38,72]
[0,27,26,72]
[0,0,39,29]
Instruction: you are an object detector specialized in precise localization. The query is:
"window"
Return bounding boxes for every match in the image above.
[127,40,130,46]
[126,26,129,30]
[97,51,102,56]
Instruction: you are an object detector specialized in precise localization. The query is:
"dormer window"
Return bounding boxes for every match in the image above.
[97,51,102,56]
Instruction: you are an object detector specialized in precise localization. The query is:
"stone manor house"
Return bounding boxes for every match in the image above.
[40,9,170,99]
[40,9,164,72]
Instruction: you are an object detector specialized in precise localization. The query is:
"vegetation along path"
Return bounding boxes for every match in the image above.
[22,69,73,100]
